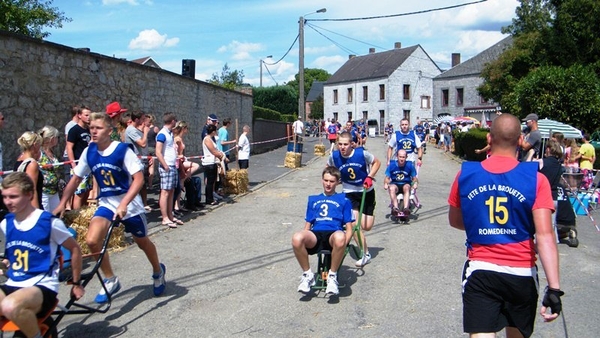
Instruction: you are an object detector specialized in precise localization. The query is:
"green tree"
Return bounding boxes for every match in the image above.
[309,95,324,120]
[253,85,297,115]
[505,64,600,132]
[285,68,331,99]
[208,63,245,90]
[479,0,600,128]
[0,0,71,39]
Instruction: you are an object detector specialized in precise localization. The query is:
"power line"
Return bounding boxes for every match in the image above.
[263,63,278,85]
[308,0,488,22]
[263,34,299,66]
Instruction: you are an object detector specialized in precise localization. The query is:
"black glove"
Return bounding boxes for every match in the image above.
[542,287,565,315]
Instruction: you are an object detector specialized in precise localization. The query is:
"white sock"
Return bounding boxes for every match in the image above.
[304,269,312,276]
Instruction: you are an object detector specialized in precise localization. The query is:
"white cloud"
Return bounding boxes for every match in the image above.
[128,29,179,50]
[312,55,347,73]
[102,0,139,5]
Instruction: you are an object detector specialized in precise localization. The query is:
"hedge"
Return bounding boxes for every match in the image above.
[452,128,489,161]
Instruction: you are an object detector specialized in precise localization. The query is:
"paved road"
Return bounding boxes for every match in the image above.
[53,135,600,337]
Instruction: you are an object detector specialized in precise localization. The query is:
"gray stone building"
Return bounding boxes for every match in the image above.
[433,36,513,124]
[323,43,441,133]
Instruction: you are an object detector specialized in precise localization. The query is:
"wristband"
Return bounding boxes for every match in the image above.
[72,280,82,286]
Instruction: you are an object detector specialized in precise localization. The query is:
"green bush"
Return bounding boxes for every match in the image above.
[452,128,488,161]
[253,106,282,121]
[281,114,296,123]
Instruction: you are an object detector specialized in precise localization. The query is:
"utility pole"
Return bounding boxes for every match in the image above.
[298,8,326,121]
[298,15,305,120]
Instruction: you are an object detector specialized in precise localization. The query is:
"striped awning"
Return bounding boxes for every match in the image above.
[522,118,583,139]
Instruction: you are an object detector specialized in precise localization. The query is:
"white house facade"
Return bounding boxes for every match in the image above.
[433,36,513,124]
[324,44,441,133]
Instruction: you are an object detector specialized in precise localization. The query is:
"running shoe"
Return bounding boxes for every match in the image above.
[325,273,339,295]
[95,276,121,304]
[297,272,315,293]
[355,252,372,267]
[153,263,167,296]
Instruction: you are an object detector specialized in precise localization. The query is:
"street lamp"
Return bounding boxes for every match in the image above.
[298,7,326,121]
[260,55,272,87]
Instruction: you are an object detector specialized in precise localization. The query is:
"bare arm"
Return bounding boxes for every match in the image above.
[344,221,353,245]
[155,141,168,170]
[533,207,561,322]
[204,136,226,160]
[114,171,144,220]
[448,206,465,230]
[61,237,85,299]
[66,141,76,168]
[368,156,381,178]
[54,174,83,216]
[25,160,41,209]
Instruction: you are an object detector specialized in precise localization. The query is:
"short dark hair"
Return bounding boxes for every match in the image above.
[163,112,176,124]
[206,124,217,134]
[222,118,231,126]
[323,166,341,181]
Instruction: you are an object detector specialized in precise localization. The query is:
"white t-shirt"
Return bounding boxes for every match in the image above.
[292,120,304,134]
[156,127,177,166]
[63,120,78,158]
[74,142,145,219]
[1,209,72,292]
[238,133,250,160]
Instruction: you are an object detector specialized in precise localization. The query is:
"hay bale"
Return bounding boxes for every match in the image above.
[224,169,249,194]
[284,152,302,168]
[63,207,126,255]
[314,144,326,157]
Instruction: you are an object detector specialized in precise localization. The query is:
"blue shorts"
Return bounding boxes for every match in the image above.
[94,206,148,238]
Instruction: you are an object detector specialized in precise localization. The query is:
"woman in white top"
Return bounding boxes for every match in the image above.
[202,125,228,205]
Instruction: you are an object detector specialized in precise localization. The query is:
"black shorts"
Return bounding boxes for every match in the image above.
[345,189,376,216]
[392,183,411,193]
[0,284,58,318]
[306,231,336,255]
[462,262,538,338]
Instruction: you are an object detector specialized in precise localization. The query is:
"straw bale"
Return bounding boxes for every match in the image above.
[284,152,302,168]
[63,207,126,255]
[224,169,249,194]
[314,144,326,156]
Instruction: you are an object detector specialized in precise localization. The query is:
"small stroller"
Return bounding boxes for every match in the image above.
[555,185,578,247]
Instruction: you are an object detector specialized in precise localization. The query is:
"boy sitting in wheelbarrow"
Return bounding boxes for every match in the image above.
[0,172,84,338]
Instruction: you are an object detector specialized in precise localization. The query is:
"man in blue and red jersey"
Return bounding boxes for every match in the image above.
[448,113,563,338]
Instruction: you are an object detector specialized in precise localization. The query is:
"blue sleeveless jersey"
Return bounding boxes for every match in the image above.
[5,212,55,282]
[395,131,418,155]
[350,128,359,143]
[414,125,425,141]
[327,125,337,135]
[87,142,132,197]
[458,161,537,246]
[305,193,354,232]
[332,147,368,186]
[388,161,415,185]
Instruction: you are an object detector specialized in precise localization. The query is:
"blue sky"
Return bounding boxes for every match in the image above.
[46,0,518,86]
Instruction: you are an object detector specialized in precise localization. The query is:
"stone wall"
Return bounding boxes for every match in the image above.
[0,30,253,170]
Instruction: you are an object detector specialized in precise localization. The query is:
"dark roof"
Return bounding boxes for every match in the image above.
[435,36,513,80]
[326,45,424,85]
[306,81,324,102]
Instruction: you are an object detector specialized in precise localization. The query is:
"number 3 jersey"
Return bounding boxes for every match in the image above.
[305,193,354,232]
[1,209,73,292]
[75,141,145,219]
[448,156,554,268]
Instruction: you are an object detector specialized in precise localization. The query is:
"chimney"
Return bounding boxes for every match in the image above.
[369,48,375,54]
[349,54,356,60]
[452,53,461,67]
[394,42,402,49]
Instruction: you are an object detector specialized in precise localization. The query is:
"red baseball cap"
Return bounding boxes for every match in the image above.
[106,102,128,117]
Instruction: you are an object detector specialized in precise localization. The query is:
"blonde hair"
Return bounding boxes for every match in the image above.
[17,131,42,151]
[38,125,60,146]
[173,121,188,136]
[90,112,113,127]
[1,172,34,193]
